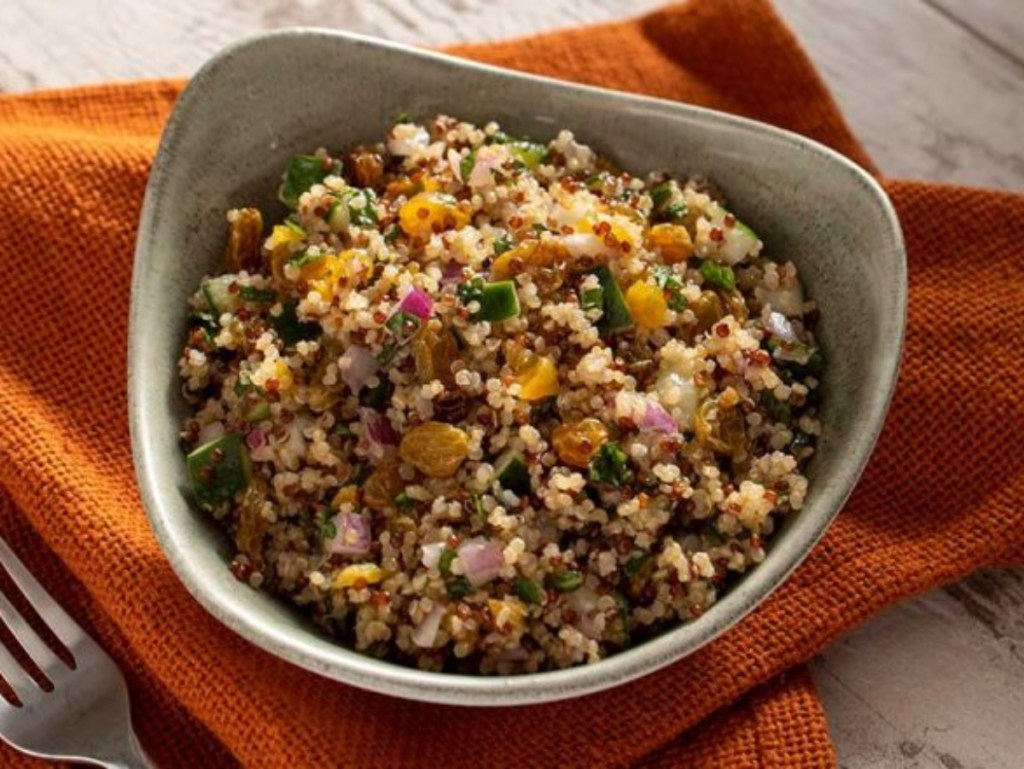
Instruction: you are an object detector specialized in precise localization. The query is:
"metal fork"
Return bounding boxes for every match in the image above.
[0,534,152,767]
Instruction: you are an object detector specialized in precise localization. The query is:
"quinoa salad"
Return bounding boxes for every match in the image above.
[178,115,823,674]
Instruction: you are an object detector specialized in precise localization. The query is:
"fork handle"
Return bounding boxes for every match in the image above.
[95,730,154,769]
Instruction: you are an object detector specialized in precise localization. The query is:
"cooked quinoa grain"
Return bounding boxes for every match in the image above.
[178,115,823,673]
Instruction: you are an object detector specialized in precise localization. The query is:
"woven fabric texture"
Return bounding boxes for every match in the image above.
[1,1,1022,766]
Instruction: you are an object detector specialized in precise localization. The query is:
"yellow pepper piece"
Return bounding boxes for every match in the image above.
[334,563,386,589]
[626,280,670,330]
[269,224,303,249]
[514,356,559,400]
[645,223,694,264]
[487,598,526,631]
[273,360,294,394]
[399,192,470,239]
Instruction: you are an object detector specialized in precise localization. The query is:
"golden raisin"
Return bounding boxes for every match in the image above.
[690,290,725,335]
[400,422,470,478]
[694,398,746,456]
[225,208,264,272]
[363,461,405,511]
[552,418,610,468]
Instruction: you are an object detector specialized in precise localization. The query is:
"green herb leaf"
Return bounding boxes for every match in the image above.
[651,265,687,311]
[239,286,277,303]
[589,441,634,488]
[360,377,393,410]
[288,248,323,269]
[493,234,513,255]
[271,300,321,346]
[279,155,328,209]
[322,519,338,541]
[650,181,674,210]
[447,576,473,599]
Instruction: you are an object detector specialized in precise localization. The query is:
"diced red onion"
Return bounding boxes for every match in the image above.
[420,542,445,570]
[411,603,446,649]
[457,539,504,587]
[198,421,225,445]
[360,408,397,458]
[440,261,465,286]
[468,146,504,188]
[328,512,372,556]
[497,647,531,662]
[339,346,379,394]
[617,391,679,434]
[245,428,267,451]
[397,287,434,320]
[638,398,679,434]
[565,587,603,640]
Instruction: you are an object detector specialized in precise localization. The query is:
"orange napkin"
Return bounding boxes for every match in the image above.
[1,1,1022,767]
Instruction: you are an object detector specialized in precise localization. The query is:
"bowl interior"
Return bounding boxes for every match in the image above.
[129,29,905,705]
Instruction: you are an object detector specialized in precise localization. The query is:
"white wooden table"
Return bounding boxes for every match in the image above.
[2,1,1022,766]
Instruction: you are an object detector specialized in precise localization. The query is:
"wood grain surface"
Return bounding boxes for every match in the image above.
[0,1,1021,766]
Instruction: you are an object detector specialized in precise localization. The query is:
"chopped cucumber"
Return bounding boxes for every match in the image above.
[508,141,548,169]
[475,280,520,321]
[326,199,349,232]
[279,155,328,209]
[606,591,632,647]
[547,570,583,593]
[494,449,530,496]
[438,548,456,577]
[201,275,242,315]
[243,401,271,423]
[699,260,736,292]
[580,285,604,313]
[460,149,477,182]
[590,266,633,334]
[515,578,545,605]
[187,433,251,508]
[346,188,378,227]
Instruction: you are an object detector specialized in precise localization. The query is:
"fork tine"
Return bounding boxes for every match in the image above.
[0,586,64,674]
[0,535,82,650]
[0,634,39,702]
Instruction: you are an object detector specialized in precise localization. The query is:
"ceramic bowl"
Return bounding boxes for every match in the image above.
[129,29,905,706]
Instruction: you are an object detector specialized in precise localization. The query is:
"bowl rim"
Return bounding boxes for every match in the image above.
[129,27,906,706]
